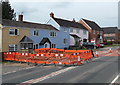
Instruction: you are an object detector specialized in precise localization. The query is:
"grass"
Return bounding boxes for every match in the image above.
[104,44,120,47]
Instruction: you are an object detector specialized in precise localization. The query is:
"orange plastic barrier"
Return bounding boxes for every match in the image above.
[3,48,93,66]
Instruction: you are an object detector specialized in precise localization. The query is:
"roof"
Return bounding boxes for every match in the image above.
[39,38,51,45]
[70,34,80,38]
[20,36,33,43]
[52,17,87,30]
[102,27,118,34]
[82,18,101,30]
[2,19,58,30]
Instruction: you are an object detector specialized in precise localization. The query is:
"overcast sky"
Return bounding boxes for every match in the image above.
[9,0,119,27]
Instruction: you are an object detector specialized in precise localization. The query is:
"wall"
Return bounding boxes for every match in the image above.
[46,19,70,49]
[70,27,88,44]
[2,27,30,52]
[30,27,70,49]
[80,20,103,43]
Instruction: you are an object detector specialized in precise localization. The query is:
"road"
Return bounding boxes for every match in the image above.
[2,47,119,84]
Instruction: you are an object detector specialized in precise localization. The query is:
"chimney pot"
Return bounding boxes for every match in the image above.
[72,18,76,22]
[18,15,23,21]
[50,12,54,18]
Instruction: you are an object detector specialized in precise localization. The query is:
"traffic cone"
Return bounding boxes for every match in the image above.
[109,48,112,53]
[96,51,99,57]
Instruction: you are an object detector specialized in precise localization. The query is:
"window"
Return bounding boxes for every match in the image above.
[33,44,39,49]
[51,44,56,48]
[9,29,19,36]
[9,44,17,51]
[83,30,87,35]
[50,32,56,37]
[64,28,67,32]
[21,43,33,49]
[33,30,39,36]
[93,30,96,34]
[70,28,73,32]
[21,43,27,49]
[63,38,67,44]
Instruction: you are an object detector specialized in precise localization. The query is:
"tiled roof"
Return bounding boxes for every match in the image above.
[20,36,33,43]
[82,18,101,30]
[39,38,51,45]
[2,19,58,30]
[102,27,118,34]
[53,18,87,30]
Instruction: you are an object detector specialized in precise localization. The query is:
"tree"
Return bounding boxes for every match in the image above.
[2,0,16,20]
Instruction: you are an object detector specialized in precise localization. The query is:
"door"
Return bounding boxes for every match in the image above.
[44,42,50,48]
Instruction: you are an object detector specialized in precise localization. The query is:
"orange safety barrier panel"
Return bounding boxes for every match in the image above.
[3,48,93,66]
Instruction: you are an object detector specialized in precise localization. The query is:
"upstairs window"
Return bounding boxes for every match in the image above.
[9,29,19,36]
[33,30,39,36]
[50,32,57,37]
[83,30,87,35]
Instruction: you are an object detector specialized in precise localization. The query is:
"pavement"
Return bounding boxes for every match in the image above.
[1,46,120,84]
[2,62,35,74]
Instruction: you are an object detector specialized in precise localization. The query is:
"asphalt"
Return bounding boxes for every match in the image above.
[2,65,67,84]
[39,56,118,83]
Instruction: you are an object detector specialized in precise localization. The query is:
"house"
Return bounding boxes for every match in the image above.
[119,29,120,43]
[102,27,119,44]
[0,19,30,52]
[0,15,65,52]
[79,18,104,43]
[47,13,88,47]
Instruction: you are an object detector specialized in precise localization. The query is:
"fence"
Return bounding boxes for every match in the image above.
[3,48,93,66]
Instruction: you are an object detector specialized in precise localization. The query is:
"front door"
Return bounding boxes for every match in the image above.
[44,42,50,48]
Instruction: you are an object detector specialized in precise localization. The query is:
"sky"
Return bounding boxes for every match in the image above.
[8,0,119,28]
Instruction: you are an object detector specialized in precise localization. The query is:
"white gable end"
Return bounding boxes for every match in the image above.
[47,18,60,30]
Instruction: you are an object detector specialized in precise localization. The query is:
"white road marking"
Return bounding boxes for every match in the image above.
[3,66,35,75]
[18,66,76,84]
[105,52,114,56]
[110,74,120,85]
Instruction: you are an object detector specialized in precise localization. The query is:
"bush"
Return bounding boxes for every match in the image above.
[107,41,113,45]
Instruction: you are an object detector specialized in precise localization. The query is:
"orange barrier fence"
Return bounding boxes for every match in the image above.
[3,48,93,65]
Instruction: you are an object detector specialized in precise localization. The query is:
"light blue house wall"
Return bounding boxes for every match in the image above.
[30,27,70,49]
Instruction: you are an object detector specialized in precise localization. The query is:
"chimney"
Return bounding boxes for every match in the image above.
[50,12,54,18]
[18,15,23,21]
[72,18,76,22]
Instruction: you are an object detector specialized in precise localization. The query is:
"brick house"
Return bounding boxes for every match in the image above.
[102,27,119,44]
[79,18,104,43]
[119,29,120,43]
